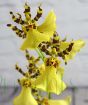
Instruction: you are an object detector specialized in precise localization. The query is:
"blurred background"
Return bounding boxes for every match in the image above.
[0,0,88,105]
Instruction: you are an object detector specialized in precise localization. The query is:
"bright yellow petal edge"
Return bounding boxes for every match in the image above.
[20,10,56,50]
[48,97,71,105]
[38,10,56,34]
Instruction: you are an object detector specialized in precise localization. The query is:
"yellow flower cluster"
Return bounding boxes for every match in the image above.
[13,78,71,105]
[7,2,85,105]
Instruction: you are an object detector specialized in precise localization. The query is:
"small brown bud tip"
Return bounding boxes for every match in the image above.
[39,6,42,10]
[65,62,67,65]
[7,24,11,27]
[26,50,28,53]
[10,11,13,14]
[18,79,20,84]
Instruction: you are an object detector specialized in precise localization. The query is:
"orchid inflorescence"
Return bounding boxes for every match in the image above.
[7,2,85,105]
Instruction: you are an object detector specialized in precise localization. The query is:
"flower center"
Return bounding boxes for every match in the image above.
[23,20,37,32]
[18,78,31,88]
[45,57,60,68]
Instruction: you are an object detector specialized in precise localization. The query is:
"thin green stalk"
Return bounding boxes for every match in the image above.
[35,48,45,61]
[38,49,45,60]
[48,93,51,99]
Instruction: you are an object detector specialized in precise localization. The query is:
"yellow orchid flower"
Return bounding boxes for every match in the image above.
[21,10,56,50]
[7,3,56,50]
[42,97,71,105]
[64,39,85,62]
[13,78,38,105]
[35,57,66,95]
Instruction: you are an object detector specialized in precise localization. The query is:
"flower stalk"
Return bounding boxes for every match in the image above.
[48,93,51,99]
[35,48,45,61]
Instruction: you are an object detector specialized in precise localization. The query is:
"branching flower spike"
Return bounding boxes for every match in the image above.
[7,2,85,105]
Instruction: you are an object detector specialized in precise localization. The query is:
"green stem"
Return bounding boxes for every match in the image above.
[35,48,45,61]
[48,93,51,99]
[38,49,45,60]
